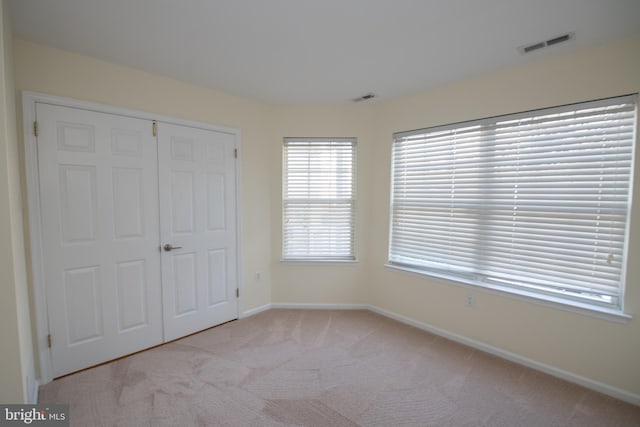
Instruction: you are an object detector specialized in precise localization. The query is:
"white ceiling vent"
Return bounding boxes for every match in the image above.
[518,32,575,55]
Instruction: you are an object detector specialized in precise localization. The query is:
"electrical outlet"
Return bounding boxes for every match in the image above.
[466,295,474,307]
[255,272,261,281]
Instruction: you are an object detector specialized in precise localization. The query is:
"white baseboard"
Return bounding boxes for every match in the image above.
[241,304,272,318]
[271,303,370,310]
[261,302,640,406]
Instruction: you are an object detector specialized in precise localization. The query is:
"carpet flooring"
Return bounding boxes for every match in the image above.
[39,309,640,426]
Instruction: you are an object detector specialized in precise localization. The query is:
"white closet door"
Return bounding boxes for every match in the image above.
[37,104,163,377]
[157,122,238,341]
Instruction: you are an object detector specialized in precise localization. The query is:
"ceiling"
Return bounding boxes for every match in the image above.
[9,0,640,106]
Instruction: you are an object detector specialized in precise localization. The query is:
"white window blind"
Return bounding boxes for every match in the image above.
[283,138,356,260]
[389,95,637,310]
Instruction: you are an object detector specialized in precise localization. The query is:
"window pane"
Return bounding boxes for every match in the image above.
[389,95,637,309]
[284,138,356,260]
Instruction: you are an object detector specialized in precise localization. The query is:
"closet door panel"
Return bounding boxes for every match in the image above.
[37,104,163,377]
[158,123,238,341]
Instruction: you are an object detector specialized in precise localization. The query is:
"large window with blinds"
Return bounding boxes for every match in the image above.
[283,138,356,261]
[389,95,637,311]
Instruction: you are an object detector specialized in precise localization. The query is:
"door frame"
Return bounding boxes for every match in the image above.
[22,92,243,384]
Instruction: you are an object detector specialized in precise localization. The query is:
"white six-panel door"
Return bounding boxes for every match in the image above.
[158,123,238,341]
[36,103,239,377]
[37,104,163,377]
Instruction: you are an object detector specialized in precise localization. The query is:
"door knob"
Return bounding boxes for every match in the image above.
[163,244,183,251]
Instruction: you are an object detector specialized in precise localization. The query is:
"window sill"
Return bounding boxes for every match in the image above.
[281,259,359,265]
[384,263,632,324]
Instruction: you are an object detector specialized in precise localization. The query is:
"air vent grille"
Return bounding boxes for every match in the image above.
[519,32,574,55]
[352,93,376,103]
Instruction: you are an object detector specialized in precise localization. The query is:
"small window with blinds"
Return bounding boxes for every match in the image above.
[283,138,356,261]
[389,95,637,312]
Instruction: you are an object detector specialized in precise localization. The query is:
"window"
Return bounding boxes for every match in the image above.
[283,138,356,261]
[389,95,637,311]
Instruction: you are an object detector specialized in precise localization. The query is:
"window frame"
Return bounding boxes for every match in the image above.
[387,95,637,318]
[282,137,357,262]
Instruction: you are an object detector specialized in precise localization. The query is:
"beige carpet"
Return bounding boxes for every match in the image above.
[39,309,640,426]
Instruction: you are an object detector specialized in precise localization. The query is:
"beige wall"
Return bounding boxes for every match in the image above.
[369,36,640,396]
[9,29,640,400]
[270,105,375,305]
[0,0,34,403]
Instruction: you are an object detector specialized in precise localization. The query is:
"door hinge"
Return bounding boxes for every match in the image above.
[234,148,238,159]
[152,121,157,137]
[236,288,239,298]
[33,121,39,137]
[47,334,52,348]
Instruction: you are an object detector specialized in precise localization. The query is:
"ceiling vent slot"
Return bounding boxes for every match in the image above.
[523,42,545,54]
[353,93,376,103]
[519,32,574,55]
[546,33,572,46]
